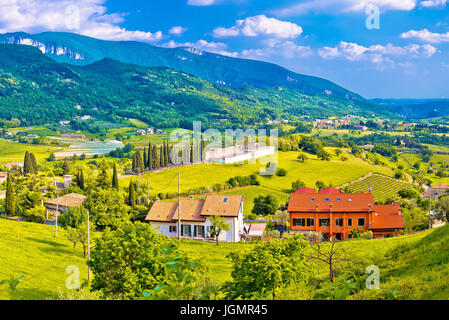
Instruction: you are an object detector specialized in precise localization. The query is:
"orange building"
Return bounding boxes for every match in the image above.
[287,188,404,240]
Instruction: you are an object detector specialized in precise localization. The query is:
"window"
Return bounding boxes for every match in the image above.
[324,197,330,202]
[223,198,228,203]
[311,197,315,202]
[293,218,306,227]
[335,218,343,227]
[358,218,365,227]
[335,233,342,241]
[196,225,205,238]
[348,198,353,202]
[181,224,191,236]
[347,233,353,239]
[347,218,353,227]
[319,218,330,227]
[307,218,315,227]
[337,198,341,202]
[169,225,177,233]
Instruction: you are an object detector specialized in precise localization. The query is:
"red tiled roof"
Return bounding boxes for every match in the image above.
[295,187,316,194]
[371,204,404,230]
[288,192,374,213]
[319,187,341,194]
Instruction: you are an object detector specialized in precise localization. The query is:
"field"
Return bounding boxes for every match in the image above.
[2,217,446,300]
[220,185,290,215]
[0,139,60,163]
[345,173,411,202]
[119,150,395,197]
[0,219,89,300]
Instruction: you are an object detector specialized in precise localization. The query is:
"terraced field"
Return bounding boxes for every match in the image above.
[345,174,411,202]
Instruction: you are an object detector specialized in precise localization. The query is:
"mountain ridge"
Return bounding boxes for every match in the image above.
[0,31,364,101]
[0,44,394,127]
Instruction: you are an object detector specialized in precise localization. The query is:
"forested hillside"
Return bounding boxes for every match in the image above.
[0,44,394,127]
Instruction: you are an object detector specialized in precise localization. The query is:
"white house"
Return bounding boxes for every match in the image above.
[145,194,245,242]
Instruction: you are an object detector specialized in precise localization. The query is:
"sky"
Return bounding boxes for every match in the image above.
[1,0,449,98]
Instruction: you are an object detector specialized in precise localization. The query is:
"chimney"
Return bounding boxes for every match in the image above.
[63,175,73,189]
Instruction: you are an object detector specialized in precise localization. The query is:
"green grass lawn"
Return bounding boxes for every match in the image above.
[1,217,446,300]
[0,139,60,163]
[0,219,89,300]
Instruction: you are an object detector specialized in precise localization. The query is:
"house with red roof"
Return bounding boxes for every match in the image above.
[287,190,404,241]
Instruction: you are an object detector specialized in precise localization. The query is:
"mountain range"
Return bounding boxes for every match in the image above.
[0,32,362,100]
[0,43,394,128]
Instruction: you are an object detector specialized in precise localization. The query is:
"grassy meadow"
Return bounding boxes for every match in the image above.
[119,149,395,197]
[2,217,446,300]
[0,139,60,163]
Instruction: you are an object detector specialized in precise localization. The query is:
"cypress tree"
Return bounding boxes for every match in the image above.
[151,146,157,169]
[78,169,85,190]
[30,152,38,174]
[5,172,15,217]
[165,141,170,166]
[112,162,119,189]
[136,151,144,174]
[132,152,137,173]
[23,151,31,175]
[148,145,153,170]
[190,143,194,164]
[160,145,164,168]
[128,180,136,207]
[143,148,148,169]
[96,160,110,189]
[62,159,70,175]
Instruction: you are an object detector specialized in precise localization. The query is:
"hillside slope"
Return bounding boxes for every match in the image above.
[0,44,394,127]
[0,31,363,100]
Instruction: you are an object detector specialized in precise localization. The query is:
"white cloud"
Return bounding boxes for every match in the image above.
[0,0,162,42]
[162,39,239,57]
[241,39,312,60]
[187,0,216,6]
[318,41,437,64]
[169,26,188,36]
[273,0,417,17]
[421,0,448,7]
[213,15,303,39]
[401,28,449,43]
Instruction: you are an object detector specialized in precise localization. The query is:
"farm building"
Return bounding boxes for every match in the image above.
[205,143,275,164]
[0,172,7,185]
[145,194,245,242]
[422,183,449,200]
[44,193,87,217]
[288,188,404,241]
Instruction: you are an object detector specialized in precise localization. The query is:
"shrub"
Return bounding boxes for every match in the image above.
[276,168,287,176]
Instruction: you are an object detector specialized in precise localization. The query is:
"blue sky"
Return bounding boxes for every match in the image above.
[1,0,449,98]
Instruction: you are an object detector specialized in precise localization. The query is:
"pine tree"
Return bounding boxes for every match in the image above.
[5,172,15,217]
[128,180,136,207]
[112,162,119,189]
